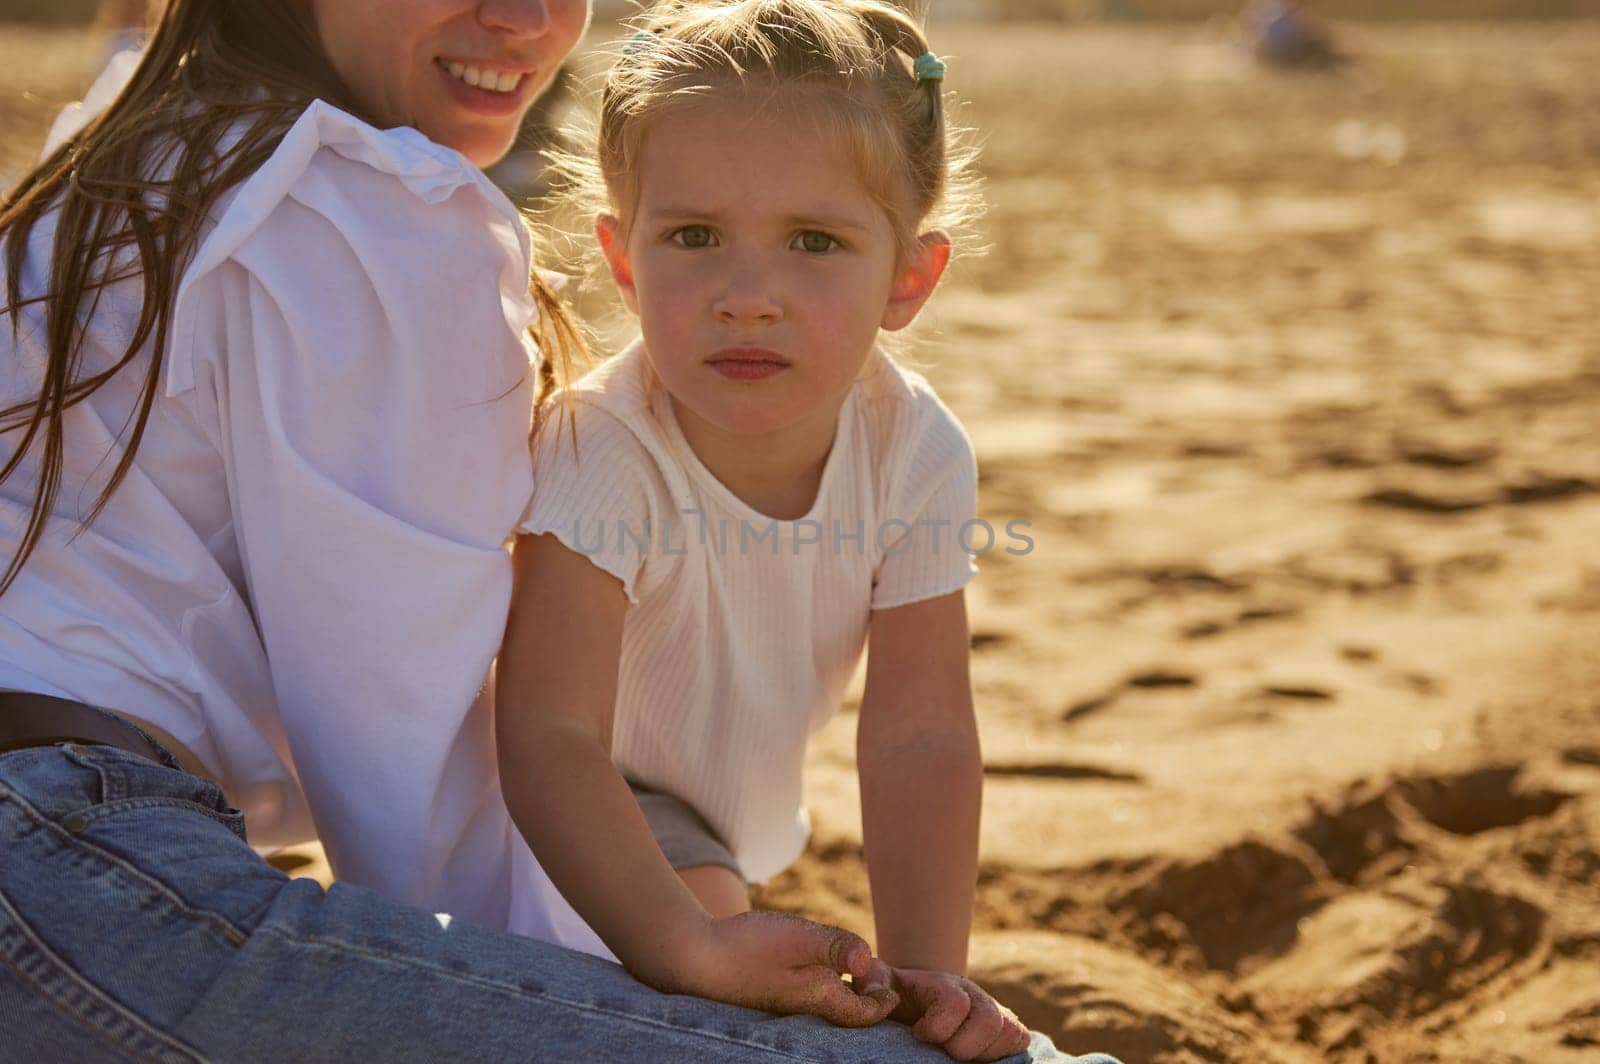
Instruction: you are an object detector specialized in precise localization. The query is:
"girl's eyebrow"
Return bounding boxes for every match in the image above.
[643,205,718,220]
[783,212,871,232]
[641,205,872,232]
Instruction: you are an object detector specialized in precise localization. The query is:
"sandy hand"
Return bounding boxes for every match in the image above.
[856,961,1031,1062]
[652,911,899,1028]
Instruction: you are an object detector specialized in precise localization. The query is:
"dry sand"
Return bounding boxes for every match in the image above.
[5,17,1599,1064]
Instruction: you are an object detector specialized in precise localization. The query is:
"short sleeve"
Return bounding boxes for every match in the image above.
[520,401,662,607]
[870,398,981,611]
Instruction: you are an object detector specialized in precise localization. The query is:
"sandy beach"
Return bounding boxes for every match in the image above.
[5,15,1599,1063]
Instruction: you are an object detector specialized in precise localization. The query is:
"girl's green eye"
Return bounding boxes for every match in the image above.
[673,226,714,248]
[796,231,837,254]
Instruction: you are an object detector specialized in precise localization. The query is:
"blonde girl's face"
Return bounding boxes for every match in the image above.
[598,90,949,447]
[309,0,590,167]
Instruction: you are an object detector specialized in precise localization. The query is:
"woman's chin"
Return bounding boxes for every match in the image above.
[451,129,519,169]
[417,117,520,169]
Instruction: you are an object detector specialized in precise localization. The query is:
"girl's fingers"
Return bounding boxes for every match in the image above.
[808,971,898,1028]
[854,956,895,998]
[910,980,972,1044]
[980,1017,1033,1062]
[941,989,1006,1061]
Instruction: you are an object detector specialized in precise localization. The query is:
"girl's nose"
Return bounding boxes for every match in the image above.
[478,0,552,34]
[713,268,783,326]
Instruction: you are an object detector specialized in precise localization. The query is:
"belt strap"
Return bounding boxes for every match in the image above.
[0,691,172,765]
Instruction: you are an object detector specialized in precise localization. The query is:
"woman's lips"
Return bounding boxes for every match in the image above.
[435,58,534,118]
[708,348,789,382]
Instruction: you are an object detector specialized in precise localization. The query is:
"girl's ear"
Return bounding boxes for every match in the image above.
[595,214,640,315]
[881,232,951,332]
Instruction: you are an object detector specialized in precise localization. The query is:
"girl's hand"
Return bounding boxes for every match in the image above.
[856,961,1031,1062]
[656,911,899,1028]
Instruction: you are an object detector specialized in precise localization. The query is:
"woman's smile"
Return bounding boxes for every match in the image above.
[434,56,537,117]
[436,58,528,94]
[312,0,590,166]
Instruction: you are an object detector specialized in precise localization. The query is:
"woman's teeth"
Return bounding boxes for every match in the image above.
[442,61,522,94]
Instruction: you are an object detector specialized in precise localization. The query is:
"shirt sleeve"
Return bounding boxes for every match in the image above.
[519,401,659,607]
[173,141,538,922]
[870,395,981,611]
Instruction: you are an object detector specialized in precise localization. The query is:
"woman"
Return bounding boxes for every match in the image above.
[0,2,1116,1060]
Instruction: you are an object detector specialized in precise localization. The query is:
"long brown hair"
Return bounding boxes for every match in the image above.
[0,0,584,597]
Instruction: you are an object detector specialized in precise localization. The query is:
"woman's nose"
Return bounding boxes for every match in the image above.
[478,0,552,34]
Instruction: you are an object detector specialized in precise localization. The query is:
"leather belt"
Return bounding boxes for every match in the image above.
[0,690,170,764]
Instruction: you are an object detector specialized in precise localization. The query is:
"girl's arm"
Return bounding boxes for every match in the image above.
[859,589,1030,1061]
[858,588,982,974]
[497,531,701,974]
[498,532,896,1027]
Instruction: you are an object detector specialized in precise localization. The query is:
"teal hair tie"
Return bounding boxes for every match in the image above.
[623,29,657,56]
[912,52,945,82]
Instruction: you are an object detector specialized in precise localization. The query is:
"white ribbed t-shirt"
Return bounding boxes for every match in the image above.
[519,341,979,884]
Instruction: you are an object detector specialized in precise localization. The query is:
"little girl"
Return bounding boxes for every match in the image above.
[498,1,1028,1058]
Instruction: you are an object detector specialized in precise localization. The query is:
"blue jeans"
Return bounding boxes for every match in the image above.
[0,740,1120,1062]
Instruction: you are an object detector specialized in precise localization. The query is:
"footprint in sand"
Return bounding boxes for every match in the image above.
[1392,766,1575,837]
[1321,882,1545,1030]
[1364,473,1597,514]
[1126,668,1200,689]
[1137,564,1251,593]
[1110,840,1326,973]
[970,931,1265,1064]
[1259,684,1336,702]
[1182,604,1304,640]
[1288,548,1414,594]
[1061,690,1119,723]
[1362,486,1493,515]
[1240,882,1547,1053]
[1291,767,1576,884]
[1392,670,1440,696]
[1500,472,1597,506]
[1394,437,1498,470]
[983,761,1144,784]
[970,629,1011,652]
[1293,785,1418,884]
[1339,643,1381,664]
[1060,668,1202,724]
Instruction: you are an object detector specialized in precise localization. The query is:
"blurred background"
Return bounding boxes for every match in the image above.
[4,2,1600,1061]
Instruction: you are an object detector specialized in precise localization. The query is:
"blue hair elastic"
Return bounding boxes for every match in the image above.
[912,52,946,82]
[623,29,657,56]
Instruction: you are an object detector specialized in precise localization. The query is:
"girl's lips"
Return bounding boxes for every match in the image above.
[435,59,533,118]
[711,361,786,381]
[708,349,789,382]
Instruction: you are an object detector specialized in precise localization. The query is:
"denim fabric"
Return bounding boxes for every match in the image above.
[0,742,1121,1063]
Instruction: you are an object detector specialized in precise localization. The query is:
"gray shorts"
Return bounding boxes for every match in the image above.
[626,779,746,884]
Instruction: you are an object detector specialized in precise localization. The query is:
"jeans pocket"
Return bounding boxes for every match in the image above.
[60,745,247,841]
[0,888,206,1064]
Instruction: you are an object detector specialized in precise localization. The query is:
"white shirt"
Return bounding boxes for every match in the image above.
[0,98,605,955]
[519,342,979,890]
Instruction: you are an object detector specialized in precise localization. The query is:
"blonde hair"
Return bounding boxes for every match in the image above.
[553,0,979,283]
